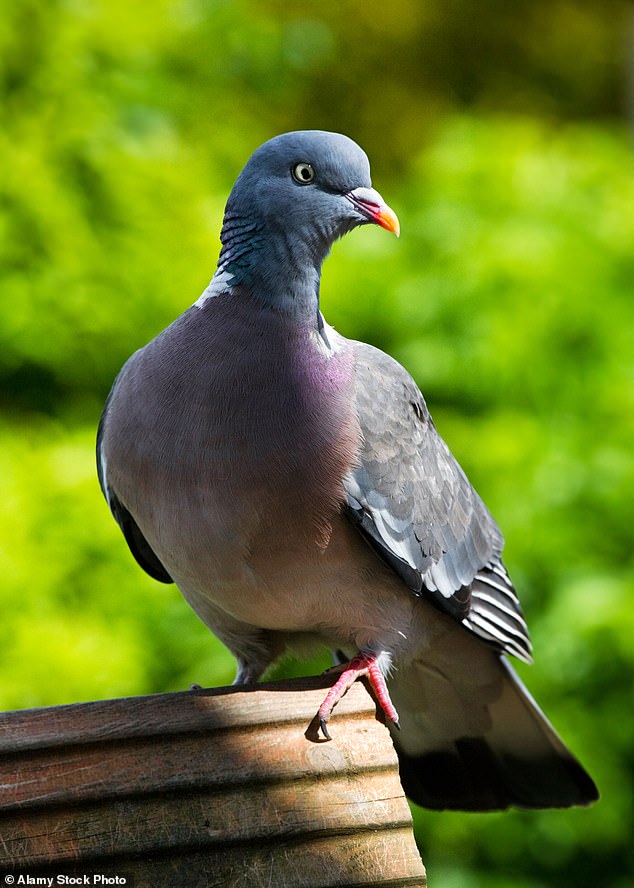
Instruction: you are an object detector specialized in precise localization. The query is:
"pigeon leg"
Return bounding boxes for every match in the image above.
[317,652,400,740]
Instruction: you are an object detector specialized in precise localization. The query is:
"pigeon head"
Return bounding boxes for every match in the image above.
[216,131,399,314]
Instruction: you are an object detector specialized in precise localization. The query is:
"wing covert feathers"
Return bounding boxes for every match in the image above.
[346,341,532,662]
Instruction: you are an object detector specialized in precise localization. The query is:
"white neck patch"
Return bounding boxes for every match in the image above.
[315,315,345,358]
[193,268,234,309]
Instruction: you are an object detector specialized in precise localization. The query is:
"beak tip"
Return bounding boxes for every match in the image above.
[379,207,400,238]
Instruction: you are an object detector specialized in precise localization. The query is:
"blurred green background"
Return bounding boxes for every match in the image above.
[1,1,633,885]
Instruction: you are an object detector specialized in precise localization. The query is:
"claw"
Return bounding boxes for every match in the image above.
[319,718,332,741]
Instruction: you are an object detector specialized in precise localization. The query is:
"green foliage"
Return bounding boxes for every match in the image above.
[1,2,632,886]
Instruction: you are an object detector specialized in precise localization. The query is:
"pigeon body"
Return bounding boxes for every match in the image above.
[98,130,598,810]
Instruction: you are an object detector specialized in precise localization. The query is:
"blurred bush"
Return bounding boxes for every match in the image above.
[1,1,632,886]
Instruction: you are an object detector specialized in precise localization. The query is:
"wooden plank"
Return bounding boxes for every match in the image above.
[0,676,371,750]
[0,678,426,886]
[23,832,426,888]
[0,722,395,810]
[0,773,412,863]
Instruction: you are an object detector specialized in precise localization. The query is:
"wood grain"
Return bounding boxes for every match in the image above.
[0,677,426,886]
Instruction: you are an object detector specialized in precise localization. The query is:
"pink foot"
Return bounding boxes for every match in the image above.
[317,652,400,740]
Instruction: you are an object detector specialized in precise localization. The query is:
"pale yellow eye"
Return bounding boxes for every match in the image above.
[292,162,315,184]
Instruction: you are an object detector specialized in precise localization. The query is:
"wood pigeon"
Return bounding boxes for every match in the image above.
[97,130,598,810]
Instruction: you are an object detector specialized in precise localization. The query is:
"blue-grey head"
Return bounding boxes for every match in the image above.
[217,131,399,308]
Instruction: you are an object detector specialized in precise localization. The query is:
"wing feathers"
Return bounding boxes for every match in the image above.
[464,567,532,663]
[347,341,532,660]
[97,401,173,585]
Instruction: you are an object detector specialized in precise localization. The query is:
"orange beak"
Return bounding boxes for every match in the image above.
[345,187,400,237]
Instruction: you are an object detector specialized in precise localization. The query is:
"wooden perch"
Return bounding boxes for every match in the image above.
[0,676,426,887]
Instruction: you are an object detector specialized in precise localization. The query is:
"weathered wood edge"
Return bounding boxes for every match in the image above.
[0,675,377,750]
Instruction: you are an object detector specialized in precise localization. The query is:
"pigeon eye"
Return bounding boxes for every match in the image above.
[292,162,315,185]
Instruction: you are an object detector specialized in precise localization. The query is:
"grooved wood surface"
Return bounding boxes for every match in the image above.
[0,676,426,887]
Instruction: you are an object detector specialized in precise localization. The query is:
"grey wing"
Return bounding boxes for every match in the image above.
[96,391,173,585]
[345,341,532,663]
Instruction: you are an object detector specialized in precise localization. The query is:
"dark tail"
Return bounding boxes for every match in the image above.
[388,631,598,810]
